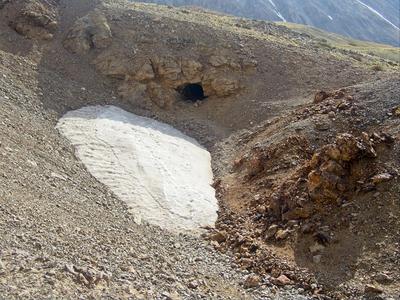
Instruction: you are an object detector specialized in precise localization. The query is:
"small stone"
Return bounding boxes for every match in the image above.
[51,172,67,181]
[337,101,349,110]
[301,223,313,234]
[333,90,345,99]
[27,159,37,167]
[365,284,383,294]
[46,270,56,276]
[309,243,325,254]
[314,120,330,131]
[287,220,299,227]
[371,173,393,185]
[275,229,290,240]
[161,291,181,300]
[256,205,266,214]
[265,224,278,240]
[272,274,292,286]
[78,273,89,286]
[314,91,329,104]
[374,273,393,284]
[243,274,261,288]
[209,231,227,243]
[188,280,199,289]
[64,264,76,275]
[393,106,400,117]
[312,255,322,264]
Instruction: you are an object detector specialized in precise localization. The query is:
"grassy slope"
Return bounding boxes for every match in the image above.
[278,22,400,63]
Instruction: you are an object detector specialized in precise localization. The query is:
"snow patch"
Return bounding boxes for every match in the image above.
[268,0,277,9]
[275,11,287,22]
[355,0,399,30]
[56,105,218,232]
[268,0,287,22]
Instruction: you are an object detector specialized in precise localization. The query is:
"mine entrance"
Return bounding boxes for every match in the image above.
[179,83,206,102]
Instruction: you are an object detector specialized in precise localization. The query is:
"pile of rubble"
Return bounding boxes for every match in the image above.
[209,86,399,296]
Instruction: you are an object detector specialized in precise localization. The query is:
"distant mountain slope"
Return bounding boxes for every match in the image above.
[131,0,400,46]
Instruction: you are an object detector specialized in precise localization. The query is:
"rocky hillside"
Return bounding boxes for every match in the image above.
[0,0,399,299]
[132,0,400,46]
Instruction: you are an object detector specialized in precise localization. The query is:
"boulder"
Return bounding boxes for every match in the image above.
[63,10,112,54]
[9,0,58,40]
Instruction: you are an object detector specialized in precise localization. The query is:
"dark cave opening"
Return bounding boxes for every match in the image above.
[179,83,206,102]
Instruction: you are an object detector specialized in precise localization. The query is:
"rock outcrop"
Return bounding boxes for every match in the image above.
[307,133,378,203]
[63,10,112,54]
[63,10,249,109]
[233,130,396,221]
[271,132,395,219]
[8,0,58,40]
[108,55,242,108]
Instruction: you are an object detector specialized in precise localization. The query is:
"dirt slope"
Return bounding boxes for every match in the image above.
[0,0,399,299]
[211,77,400,299]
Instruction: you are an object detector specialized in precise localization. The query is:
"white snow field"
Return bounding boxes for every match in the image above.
[56,105,218,232]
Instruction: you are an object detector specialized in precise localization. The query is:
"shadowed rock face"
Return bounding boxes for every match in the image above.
[179,83,206,102]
